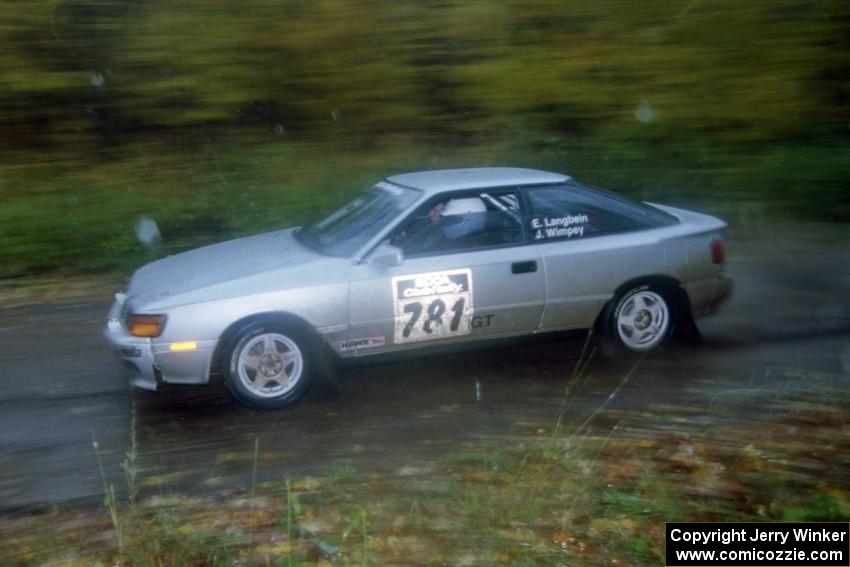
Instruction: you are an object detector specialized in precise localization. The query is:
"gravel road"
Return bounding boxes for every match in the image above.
[1,226,848,511]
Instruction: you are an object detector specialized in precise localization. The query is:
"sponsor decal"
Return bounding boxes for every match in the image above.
[531,214,589,240]
[120,346,142,358]
[340,336,386,352]
[392,269,473,344]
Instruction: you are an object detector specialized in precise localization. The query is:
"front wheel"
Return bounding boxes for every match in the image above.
[602,284,676,355]
[223,322,315,410]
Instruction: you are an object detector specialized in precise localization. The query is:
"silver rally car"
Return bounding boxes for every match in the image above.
[105,167,732,409]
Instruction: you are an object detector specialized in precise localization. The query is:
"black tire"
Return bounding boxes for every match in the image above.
[222,320,315,410]
[599,282,677,358]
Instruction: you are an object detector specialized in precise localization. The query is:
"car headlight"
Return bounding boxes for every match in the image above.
[127,314,167,337]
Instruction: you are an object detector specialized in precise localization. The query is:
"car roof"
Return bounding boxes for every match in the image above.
[385,167,570,196]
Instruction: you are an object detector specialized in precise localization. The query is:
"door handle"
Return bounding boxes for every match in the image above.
[511,260,537,274]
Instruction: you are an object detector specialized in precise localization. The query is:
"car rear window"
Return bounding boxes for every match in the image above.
[524,183,677,242]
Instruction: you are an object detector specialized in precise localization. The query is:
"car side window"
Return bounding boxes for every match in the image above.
[525,183,676,242]
[392,191,524,256]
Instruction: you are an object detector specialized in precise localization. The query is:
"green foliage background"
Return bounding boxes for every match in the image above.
[1,0,848,277]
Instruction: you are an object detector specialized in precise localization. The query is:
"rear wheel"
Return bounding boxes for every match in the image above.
[223,321,315,410]
[601,283,676,355]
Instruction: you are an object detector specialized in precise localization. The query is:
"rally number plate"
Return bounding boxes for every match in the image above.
[392,269,473,344]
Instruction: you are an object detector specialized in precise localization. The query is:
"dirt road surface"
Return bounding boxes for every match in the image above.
[1,225,848,511]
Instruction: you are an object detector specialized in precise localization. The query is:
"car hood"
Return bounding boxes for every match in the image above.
[126,228,320,307]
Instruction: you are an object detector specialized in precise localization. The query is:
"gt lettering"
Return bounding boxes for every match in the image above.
[471,314,494,328]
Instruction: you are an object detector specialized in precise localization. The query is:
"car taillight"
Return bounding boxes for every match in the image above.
[711,239,725,264]
[128,314,167,337]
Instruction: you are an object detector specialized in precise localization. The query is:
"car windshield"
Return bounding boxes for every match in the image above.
[296,182,420,257]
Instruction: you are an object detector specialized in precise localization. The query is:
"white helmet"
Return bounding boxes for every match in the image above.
[440,198,487,240]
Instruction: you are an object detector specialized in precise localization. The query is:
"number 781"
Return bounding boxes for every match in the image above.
[402,297,466,338]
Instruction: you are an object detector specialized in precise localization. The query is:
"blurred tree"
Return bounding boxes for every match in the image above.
[1,0,846,152]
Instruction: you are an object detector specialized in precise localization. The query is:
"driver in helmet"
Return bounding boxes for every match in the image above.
[437,198,487,242]
[397,197,488,253]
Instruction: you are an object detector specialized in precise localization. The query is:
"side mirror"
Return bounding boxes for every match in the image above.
[368,242,404,267]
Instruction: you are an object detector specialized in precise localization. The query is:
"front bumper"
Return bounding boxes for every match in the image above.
[104,293,160,391]
[104,293,218,390]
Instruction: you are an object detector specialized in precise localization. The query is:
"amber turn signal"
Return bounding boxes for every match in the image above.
[128,314,167,337]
